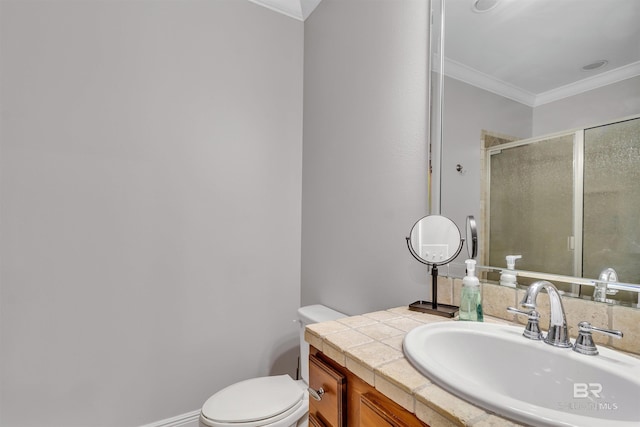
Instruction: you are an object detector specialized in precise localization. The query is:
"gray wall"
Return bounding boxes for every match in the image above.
[301,0,431,315]
[440,77,533,274]
[0,1,303,426]
[533,75,640,136]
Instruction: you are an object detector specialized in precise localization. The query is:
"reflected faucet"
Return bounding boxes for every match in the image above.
[520,280,572,348]
[594,267,618,302]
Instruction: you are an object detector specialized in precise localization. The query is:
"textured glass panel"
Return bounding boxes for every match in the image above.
[489,134,574,275]
[583,118,640,287]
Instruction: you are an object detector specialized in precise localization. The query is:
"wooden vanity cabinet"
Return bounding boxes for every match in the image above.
[309,347,428,427]
[308,353,346,426]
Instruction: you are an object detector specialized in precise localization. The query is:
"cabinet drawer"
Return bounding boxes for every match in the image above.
[308,413,327,427]
[360,392,427,427]
[308,354,346,427]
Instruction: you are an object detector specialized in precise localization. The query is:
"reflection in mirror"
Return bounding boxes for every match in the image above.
[583,120,640,280]
[485,117,640,305]
[487,132,574,275]
[409,215,463,265]
[466,215,477,259]
[435,0,640,307]
[406,215,463,317]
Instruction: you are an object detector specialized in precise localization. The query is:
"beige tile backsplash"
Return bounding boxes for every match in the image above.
[448,278,640,355]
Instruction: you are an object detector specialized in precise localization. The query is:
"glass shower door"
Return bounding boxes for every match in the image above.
[488,133,575,275]
[583,118,640,286]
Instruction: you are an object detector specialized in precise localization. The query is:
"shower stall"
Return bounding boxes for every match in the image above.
[484,116,640,301]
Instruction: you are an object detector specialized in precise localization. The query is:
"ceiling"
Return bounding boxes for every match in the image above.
[249,0,639,107]
[445,0,640,107]
[249,0,322,21]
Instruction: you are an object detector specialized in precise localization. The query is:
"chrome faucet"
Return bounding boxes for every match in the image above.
[514,280,572,348]
[594,267,618,302]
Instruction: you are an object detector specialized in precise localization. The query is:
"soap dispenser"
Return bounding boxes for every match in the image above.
[500,255,522,288]
[460,259,483,322]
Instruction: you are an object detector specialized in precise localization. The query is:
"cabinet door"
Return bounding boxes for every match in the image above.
[308,354,346,427]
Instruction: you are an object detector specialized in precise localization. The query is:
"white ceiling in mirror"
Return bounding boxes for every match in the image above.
[249,0,322,21]
[445,0,640,106]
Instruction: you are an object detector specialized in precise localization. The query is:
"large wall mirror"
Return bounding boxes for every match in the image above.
[433,0,640,307]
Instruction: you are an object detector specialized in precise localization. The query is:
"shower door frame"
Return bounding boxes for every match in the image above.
[483,113,640,288]
[484,129,583,282]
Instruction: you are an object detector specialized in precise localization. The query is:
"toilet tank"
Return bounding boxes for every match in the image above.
[297,305,346,384]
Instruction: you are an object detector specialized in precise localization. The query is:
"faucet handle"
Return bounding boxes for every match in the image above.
[573,321,623,356]
[507,307,542,340]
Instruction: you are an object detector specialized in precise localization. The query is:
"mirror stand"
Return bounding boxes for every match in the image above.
[406,237,463,318]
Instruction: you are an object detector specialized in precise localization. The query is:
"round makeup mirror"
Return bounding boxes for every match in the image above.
[406,214,463,317]
[466,215,478,259]
[408,215,463,266]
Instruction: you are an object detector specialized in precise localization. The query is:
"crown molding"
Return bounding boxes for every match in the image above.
[534,60,640,107]
[248,0,322,21]
[443,58,536,106]
[443,57,640,108]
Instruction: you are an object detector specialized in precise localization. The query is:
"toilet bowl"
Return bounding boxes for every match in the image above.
[199,375,308,427]
[199,305,346,427]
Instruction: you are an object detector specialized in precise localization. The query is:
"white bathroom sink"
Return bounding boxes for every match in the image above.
[403,321,640,427]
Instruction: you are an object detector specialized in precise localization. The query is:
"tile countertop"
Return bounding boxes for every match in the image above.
[304,306,525,427]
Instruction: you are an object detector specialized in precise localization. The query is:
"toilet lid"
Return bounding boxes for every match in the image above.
[202,375,304,423]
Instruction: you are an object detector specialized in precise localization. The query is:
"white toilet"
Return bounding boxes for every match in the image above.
[199,305,346,427]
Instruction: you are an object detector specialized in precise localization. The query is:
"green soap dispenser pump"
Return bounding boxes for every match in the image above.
[460,259,483,322]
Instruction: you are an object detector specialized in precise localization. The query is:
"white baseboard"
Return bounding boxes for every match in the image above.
[138,410,200,427]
